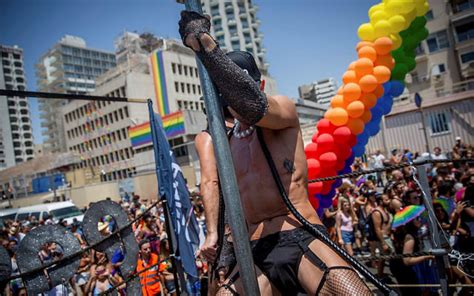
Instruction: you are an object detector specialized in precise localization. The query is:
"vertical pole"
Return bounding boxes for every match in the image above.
[162,198,188,296]
[416,166,450,296]
[179,1,261,295]
[381,116,389,155]
[419,109,431,156]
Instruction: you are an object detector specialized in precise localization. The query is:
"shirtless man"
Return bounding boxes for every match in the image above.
[179,11,372,295]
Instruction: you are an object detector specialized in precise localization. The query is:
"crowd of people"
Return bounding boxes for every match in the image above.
[0,143,472,296]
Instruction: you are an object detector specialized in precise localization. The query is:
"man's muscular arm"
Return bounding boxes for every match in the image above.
[179,11,298,130]
[195,132,219,262]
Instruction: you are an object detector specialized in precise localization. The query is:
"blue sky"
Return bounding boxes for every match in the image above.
[0,0,378,144]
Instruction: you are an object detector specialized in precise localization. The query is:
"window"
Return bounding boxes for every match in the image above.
[461,51,474,63]
[428,111,450,135]
[453,0,474,13]
[178,64,182,75]
[231,40,241,51]
[425,10,434,21]
[192,84,196,94]
[184,66,188,76]
[172,63,176,74]
[455,22,474,42]
[175,82,179,92]
[195,68,198,77]
[181,82,185,93]
[415,43,425,56]
[427,30,449,53]
[187,83,191,93]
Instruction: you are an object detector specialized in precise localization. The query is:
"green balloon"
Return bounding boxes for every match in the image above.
[404,35,418,52]
[405,51,416,60]
[416,27,430,41]
[391,63,408,81]
[406,58,416,72]
[411,16,427,30]
[400,29,410,39]
[391,48,405,62]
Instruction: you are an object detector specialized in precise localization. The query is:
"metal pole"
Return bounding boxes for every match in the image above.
[381,116,389,155]
[419,109,431,156]
[162,198,188,296]
[179,1,261,295]
[415,165,450,296]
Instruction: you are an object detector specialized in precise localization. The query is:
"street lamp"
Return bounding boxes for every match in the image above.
[415,92,431,156]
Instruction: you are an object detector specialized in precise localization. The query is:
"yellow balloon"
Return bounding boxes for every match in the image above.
[358,23,375,41]
[404,5,417,23]
[374,20,392,38]
[385,1,403,16]
[397,0,416,14]
[388,15,406,32]
[416,2,430,16]
[370,10,389,24]
[389,33,402,50]
[368,3,384,18]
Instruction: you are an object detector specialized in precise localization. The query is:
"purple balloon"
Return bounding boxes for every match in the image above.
[320,197,333,208]
[333,178,343,188]
[317,207,324,217]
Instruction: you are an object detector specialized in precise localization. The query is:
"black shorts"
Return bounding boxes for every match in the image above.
[250,225,328,294]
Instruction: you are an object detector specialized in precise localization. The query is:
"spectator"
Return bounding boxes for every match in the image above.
[372,150,386,187]
[431,146,447,160]
[336,198,356,256]
[136,239,164,296]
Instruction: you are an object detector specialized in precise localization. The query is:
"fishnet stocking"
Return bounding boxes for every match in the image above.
[317,267,372,296]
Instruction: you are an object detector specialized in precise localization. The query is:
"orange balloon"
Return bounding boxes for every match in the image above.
[342,83,362,103]
[356,41,374,51]
[325,107,349,126]
[348,61,357,71]
[373,65,391,83]
[337,86,344,95]
[373,84,385,98]
[355,57,374,77]
[342,70,358,84]
[330,95,346,108]
[359,74,379,93]
[374,37,393,55]
[347,101,365,118]
[360,109,372,123]
[358,46,377,62]
[375,54,395,70]
[360,93,377,109]
[346,118,365,135]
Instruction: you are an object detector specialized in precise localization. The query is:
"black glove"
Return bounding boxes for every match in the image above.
[178,11,211,49]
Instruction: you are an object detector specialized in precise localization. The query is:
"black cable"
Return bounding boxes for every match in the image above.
[256,127,396,296]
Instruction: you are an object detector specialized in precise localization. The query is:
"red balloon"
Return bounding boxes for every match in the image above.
[321,181,335,194]
[316,133,335,153]
[307,158,321,179]
[308,181,323,196]
[311,132,319,143]
[320,168,337,178]
[335,160,346,172]
[348,134,357,147]
[304,143,318,159]
[337,144,353,160]
[316,119,336,134]
[309,196,320,210]
[333,126,352,145]
[319,152,338,168]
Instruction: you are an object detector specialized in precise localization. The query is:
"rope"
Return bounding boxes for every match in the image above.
[308,158,473,183]
[0,89,147,103]
[353,250,454,261]
[5,199,162,282]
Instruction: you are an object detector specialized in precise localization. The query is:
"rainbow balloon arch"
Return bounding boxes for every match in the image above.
[305,0,430,213]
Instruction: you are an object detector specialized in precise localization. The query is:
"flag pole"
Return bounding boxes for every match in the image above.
[178,1,260,295]
[148,100,189,296]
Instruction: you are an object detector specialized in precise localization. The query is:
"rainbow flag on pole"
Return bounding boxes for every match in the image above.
[129,112,185,149]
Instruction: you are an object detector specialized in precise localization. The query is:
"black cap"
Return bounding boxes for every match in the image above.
[226,51,261,82]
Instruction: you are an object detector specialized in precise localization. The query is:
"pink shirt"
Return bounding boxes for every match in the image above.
[338,212,353,232]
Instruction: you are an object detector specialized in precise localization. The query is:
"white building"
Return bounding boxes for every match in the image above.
[0,45,34,170]
[298,77,338,107]
[36,35,117,154]
[201,0,278,96]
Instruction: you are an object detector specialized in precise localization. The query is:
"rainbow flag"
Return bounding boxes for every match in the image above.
[163,111,185,138]
[129,122,152,149]
[151,50,170,116]
[392,205,425,229]
[128,112,185,148]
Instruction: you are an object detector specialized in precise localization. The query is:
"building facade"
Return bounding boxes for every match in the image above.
[0,45,34,170]
[201,0,278,96]
[399,0,474,104]
[298,78,338,107]
[36,35,117,154]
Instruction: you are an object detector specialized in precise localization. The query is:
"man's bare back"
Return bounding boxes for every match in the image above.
[229,96,320,240]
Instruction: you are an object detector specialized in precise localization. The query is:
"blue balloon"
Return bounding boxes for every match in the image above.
[371,106,383,121]
[345,153,355,166]
[383,81,392,94]
[340,164,352,174]
[390,80,405,97]
[333,178,343,188]
[382,96,394,115]
[320,196,333,208]
[317,206,324,217]
[353,144,365,157]
[357,130,369,146]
